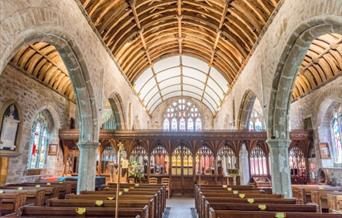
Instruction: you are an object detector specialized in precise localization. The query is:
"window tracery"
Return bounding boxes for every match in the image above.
[196,146,214,175]
[217,146,237,176]
[28,110,52,169]
[150,146,169,175]
[163,99,202,131]
[171,146,193,176]
[289,146,307,183]
[249,146,268,176]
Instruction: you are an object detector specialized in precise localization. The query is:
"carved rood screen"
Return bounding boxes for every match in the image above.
[59,129,312,184]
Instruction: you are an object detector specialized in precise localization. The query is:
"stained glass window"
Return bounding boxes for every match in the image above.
[196,146,214,175]
[331,108,342,164]
[171,146,193,176]
[248,111,265,131]
[249,146,268,176]
[217,146,237,176]
[163,98,202,131]
[289,146,307,184]
[151,146,169,175]
[28,110,52,169]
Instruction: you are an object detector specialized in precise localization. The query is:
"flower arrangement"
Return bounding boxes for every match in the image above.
[128,160,144,181]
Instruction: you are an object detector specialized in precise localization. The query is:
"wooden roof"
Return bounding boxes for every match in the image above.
[292,33,342,101]
[10,42,74,100]
[6,1,341,110]
[79,0,280,84]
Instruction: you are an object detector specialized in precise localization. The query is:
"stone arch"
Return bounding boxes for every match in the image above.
[0,20,99,190]
[237,90,264,131]
[237,90,257,130]
[266,16,342,197]
[108,92,126,130]
[1,32,98,143]
[268,16,342,139]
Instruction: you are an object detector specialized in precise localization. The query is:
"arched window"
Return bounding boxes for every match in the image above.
[151,146,169,175]
[163,119,170,131]
[331,109,342,163]
[163,99,202,131]
[0,103,20,152]
[179,118,186,131]
[289,146,307,184]
[130,146,148,174]
[217,146,237,176]
[28,110,52,169]
[249,146,268,176]
[248,111,265,131]
[196,146,214,175]
[187,118,194,131]
[195,118,202,131]
[171,146,193,176]
[171,118,177,131]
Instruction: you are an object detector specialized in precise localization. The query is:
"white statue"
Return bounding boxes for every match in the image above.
[0,105,20,151]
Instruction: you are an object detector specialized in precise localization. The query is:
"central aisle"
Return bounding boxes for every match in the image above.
[165,198,196,218]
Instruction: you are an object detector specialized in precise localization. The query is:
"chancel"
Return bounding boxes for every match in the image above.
[0,0,341,217]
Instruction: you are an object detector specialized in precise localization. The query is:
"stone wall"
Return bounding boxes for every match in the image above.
[0,65,74,183]
[290,76,342,184]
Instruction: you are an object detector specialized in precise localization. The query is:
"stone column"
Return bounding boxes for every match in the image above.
[77,142,99,194]
[239,143,250,185]
[267,139,292,198]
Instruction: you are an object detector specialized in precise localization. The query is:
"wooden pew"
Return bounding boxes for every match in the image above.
[47,198,154,218]
[327,193,342,213]
[19,205,149,218]
[4,184,65,199]
[0,188,46,206]
[292,185,342,204]
[199,196,296,218]
[208,209,342,218]
[66,193,160,218]
[311,190,342,212]
[104,184,166,211]
[203,202,317,218]
[0,192,27,216]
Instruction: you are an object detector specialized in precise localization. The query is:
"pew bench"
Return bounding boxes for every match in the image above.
[208,209,342,218]
[0,192,27,216]
[47,198,155,218]
[18,205,149,218]
[203,202,317,218]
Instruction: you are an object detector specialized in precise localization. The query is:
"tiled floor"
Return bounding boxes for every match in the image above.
[166,197,196,218]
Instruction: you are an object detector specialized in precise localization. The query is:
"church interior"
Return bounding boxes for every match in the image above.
[0,0,342,217]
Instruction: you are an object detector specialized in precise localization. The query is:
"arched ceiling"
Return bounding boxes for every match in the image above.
[134,55,229,113]
[79,0,281,114]
[293,33,342,101]
[10,42,74,100]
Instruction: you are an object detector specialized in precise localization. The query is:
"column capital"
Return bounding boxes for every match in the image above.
[77,141,99,149]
